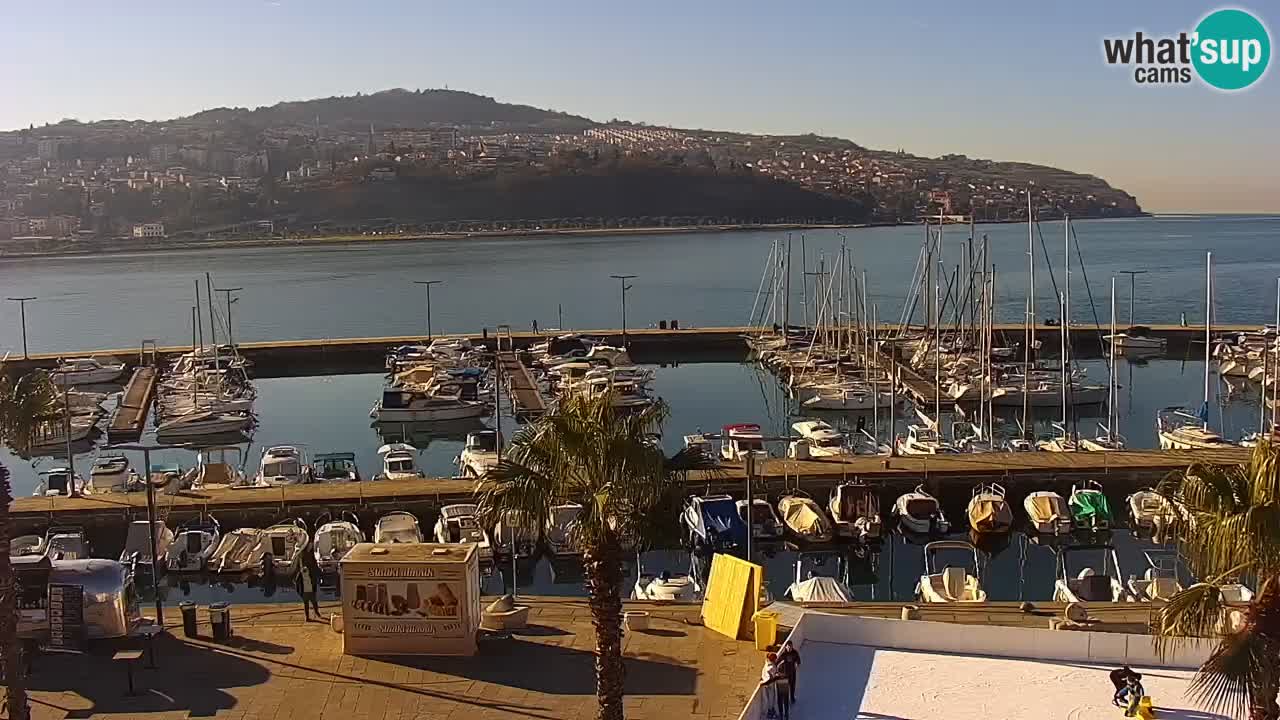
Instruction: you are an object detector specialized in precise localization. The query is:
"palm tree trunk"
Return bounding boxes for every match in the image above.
[0,463,31,720]
[584,534,625,720]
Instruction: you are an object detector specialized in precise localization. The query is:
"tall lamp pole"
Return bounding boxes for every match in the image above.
[414,280,442,339]
[1118,270,1147,327]
[214,287,242,348]
[112,443,173,625]
[7,296,35,359]
[609,274,636,346]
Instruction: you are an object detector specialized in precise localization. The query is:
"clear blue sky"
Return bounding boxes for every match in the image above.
[4,0,1277,212]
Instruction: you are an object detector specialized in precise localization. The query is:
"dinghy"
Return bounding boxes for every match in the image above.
[966,483,1013,535]
[1023,491,1073,536]
[893,485,949,535]
[1069,480,1113,531]
[777,493,834,544]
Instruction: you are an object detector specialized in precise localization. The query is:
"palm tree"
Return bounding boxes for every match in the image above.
[476,392,707,720]
[0,462,30,720]
[0,371,60,458]
[1154,441,1280,720]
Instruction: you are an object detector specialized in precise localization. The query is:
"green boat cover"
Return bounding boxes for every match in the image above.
[1070,490,1112,523]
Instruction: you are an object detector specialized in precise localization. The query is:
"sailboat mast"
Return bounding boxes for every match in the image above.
[1063,215,1071,438]
[1022,190,1034,437]
[783,236,791,335]
[872,303,880,445]
[1109,276,1117,442]
[194,280,204,352]
[206,272,220,372]
[1204,251,1212,430]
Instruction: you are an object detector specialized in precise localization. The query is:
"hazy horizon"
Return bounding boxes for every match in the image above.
[5,0,1277,214]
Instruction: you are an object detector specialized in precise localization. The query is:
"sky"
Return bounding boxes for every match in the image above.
[2,0,1277,213]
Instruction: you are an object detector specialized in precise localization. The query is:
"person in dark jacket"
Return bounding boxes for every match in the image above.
[1110,666,1142,707]
[778,640,801,702]
[295,560,321,621]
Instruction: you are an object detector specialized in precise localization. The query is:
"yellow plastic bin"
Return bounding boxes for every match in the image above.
[753,610,779,650]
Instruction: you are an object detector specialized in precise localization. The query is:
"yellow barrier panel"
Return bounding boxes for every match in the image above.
[700,553,764,640]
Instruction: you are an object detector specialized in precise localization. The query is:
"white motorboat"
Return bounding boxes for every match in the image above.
[254,446,311,486]
[375,443,425,481]
[1023,491,1073,535]
[633,554,696,601]
[791,420,851,457]
[547,503,583,557]
[88,454,131,494]
[720,423,767,462]
[373,511,423,544]
[1157,407,1237,450]
[32,467,85,497]
[313,512,364,574]
[260,520,310,576]
[967,483,1013,535]
[456,430,500,478]
[1127,550,1184,602]
[51,357,126,386]
[800,385,891,412]
[209,528,265,574]
[893,485,949,535]
[433,503,494,562]
[736,498,784,541]
[43,526,89,560]
[119,520,175,571]
[777,493,835,544]
[1053,544,1133,603]
[312,452,362,482]
[917,541,987,603]
[155,410,253,438]
[29,413,100,454]
[182,446,248,490]
[1104,327,1168,353]
[10,534,45,558]
[828,482,881,543]
[682,432,719,464]
[895,425,958,455]
[492,511,538,559]
[785,552,855,602]
[168,516,222,572]
[370,380,489,423]
[1128,488,1176,535]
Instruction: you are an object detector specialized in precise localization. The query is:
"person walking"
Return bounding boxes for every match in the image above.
[778,640,802,703]
[295,559,321,621]
[760,652,790,720]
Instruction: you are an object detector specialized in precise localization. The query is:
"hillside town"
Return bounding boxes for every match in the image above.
[0,90,1142,251]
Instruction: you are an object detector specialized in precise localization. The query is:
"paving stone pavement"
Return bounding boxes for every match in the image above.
[10,599,762,720]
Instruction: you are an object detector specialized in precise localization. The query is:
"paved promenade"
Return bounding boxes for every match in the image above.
[17,599,760,720]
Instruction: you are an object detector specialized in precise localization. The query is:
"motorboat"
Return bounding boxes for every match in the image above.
[29,413,100,454]
[1104,326,1168,353]
[260,519,310,576]
[88,454,130,493]
[967,483,1013,535]
[51,357,126,386]
[1053,544,1133,603]
[370,380,489,423]
[1128,488,1177,535]
[785,552,855,602]
[209,528,265,574]
[1127,550,1184,602]
[895,425,958,455]
[492,511,538,559]
[720,423,768,462]
[681,495,748,552]
[10,534,45,558]
[313,452,362,482]
[155,410,253,438]
[313,512,365,574]
[777,493,834,544]
[182,446,248,490]
[168,516,222,572]
[456,430,500,478]
[917,541,987,603]
[119,520,176,572]
[790,420,851,457]
[1023,491,1073,535]
[433,503,494,562]
[375,443,425,481]
[43,526,89,560]
[633,555,696,601]
[1157,407,1237,450]
[828,482,882,543]
[373,511,424,544]
[737,498,785,541]
[1069,480,1113,531]
[800,384,891,412]
[547,503,583,557]
[682,432,719,464]
[32,467,85,497]
[254,445,311,486]
[893,485,949,535]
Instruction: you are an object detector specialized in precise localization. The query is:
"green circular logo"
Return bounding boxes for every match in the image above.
[1192,8,1271,90]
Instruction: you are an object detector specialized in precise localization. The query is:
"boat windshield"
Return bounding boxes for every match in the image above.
[814,436,844,448]
[263,460,299,478]
[469,434,497,452]
[736,439,765,452]
[914,429,940,442]
[317,459,354,478]
[387,457,416,473]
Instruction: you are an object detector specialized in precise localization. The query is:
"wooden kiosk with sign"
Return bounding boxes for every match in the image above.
[339,542,482,656]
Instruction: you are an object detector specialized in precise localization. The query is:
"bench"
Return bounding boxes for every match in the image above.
[113,649,145,695]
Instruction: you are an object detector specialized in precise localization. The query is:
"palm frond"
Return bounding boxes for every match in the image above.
[1188,624,1279,720]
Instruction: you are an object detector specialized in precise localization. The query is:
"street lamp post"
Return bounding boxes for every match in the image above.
[7,296,35,359]
[111,443,172,625]
[214,287,243,348]
[1118,270,1147,327]
[609,274,636,346]
[414,280,443,339]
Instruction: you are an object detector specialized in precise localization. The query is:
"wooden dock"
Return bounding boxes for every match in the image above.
[106,366,156,442]
[498,351,546,418]
[6,446,1250,535]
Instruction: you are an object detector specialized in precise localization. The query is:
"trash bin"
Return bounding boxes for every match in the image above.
[179,602,198,638]
[209,602,232,643]
[753,610,779,651]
